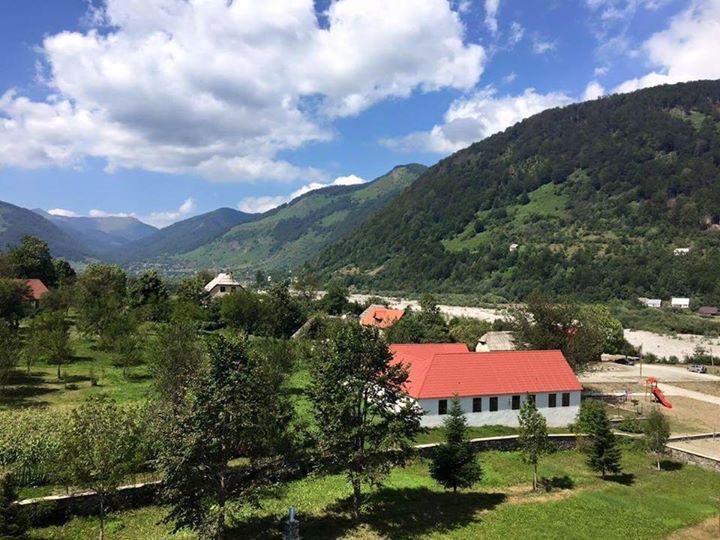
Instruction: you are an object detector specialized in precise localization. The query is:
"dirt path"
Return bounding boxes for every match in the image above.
[667,516,720,539]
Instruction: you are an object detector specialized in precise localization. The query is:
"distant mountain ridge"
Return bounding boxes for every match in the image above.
[155,163,427,274]
[117,207,255,265]
[33,210,157,255]
[0,201,91,261]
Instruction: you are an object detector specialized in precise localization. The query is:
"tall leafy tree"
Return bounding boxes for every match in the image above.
[60,395,142,540]
[52,259,76,287]
[261,283,306,338]
[429,397,482,493]
[0,321,19,388]
[160,335,293,539]
[518,397,552,490]
[8,236,56,286]
[128,270,169,321]
[22,310,73,379]
[576,400,622,479]
[308,322,422,518]
[643,409,670,470]
[0,279,30,329]
[76,264,127,339]
[319,282,350,315]
[218,288,261,333]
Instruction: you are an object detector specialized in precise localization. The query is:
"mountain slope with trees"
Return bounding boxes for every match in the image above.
[164,164,427,274]
[117,207,255,266]
[0,201,91,261]
[316,80,720,303]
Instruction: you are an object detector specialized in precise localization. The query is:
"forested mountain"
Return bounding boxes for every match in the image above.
[34,210,157,255]
[117,207,255,266]
[316,80,720,304]
[0,201,91,261]
[163,164,426,274]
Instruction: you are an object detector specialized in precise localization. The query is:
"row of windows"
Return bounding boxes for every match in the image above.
[437,393,572,415]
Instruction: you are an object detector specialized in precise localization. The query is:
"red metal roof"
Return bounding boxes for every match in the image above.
[390,345,581,399]
[24,279,49,301]
[360,306,405,329]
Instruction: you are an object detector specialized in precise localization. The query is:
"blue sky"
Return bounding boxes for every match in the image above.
[0,0,717,227]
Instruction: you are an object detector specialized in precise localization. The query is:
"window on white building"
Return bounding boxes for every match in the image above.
[548,393,557,408]
[562,393,570,407]
[438,399,448,415]
[511,395,520,410]
[489,397,498,411]
[472,398,482,412]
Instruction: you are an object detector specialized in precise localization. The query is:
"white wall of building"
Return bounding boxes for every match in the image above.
[417,391,581,428]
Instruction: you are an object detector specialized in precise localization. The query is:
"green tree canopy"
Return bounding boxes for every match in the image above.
[518,397,552,490]
[8,236,56,286]
[575,400,622,479]
[308,322,423,517]
[643,409,670,470]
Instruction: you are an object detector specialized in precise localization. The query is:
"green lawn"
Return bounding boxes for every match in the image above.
[28,447,720,539]
[1,329,152,411]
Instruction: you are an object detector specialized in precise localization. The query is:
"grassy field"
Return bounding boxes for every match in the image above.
[28,446,720,539]
[0,329,151,411]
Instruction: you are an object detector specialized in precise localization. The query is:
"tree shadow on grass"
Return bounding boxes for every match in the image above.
[659,460,683,471]
[605,472,635,485]
[540,475,575,491]
[0,384,58,408]
[226,487,506,539]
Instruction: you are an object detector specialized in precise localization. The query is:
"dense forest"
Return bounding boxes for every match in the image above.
[316,80,720,304]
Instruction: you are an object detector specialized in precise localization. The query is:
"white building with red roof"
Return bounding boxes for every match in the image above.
[390,344,582,428]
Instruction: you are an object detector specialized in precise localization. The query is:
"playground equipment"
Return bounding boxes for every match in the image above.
[646,377,672,409]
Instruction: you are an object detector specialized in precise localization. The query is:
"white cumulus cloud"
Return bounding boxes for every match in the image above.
[583,81,605,100]
[383,87,573,154]
[58,197,197,228]
[484,0,500,34]
[613,0,720,94]
[0,0,484,182]
[238,174,366,213]
[48,208,79,217]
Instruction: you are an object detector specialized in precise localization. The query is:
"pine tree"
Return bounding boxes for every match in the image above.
[644,409,670,470]
[429,397,482,492]
[576,400,622,479]
[518,397,551,490]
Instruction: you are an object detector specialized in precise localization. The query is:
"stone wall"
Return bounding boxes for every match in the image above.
[415,433,579,457]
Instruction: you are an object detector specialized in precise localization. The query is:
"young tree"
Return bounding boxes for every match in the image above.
[8,236,56,286]
[261,283,306,338]
[128,270,169,322]
[575,400,622,479]
[0,279,30,329]
[218,288,261,333]
[308,322,423,518]
[60,395,142,540]
[76,264,127,339]
[644,409,670,470]
[160,335,293,539]
[147,320,204,409]
[518,397,552,490]
[22,310,73,379]
[0,321,19,387]
[0,472,27,537]
[429,397,482,493]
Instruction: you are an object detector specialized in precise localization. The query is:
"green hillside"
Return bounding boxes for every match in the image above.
[166,164,426,273]
[316,80,720,303]
[0,201,91,261]
[118,207,255,267]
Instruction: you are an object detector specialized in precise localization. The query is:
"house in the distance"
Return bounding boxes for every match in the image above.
[204,273,242,298]
[698,306,719,318]
[475,331,516,352]
[360,305,405,330]
[638,297,662,309]
[390,344,582,428]
[671,297,690,309]
[23,279,49,308]
[673,247,691,256]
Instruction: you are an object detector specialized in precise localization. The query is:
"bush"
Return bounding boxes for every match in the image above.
[617,417,644,434]
[0,472,28,537]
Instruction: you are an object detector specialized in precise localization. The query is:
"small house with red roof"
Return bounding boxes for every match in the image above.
[21,279,49,308]
[390,344,582,427]
[360,304,405,330]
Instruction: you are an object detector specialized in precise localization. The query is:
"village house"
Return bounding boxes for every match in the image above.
[671,297,690,309]
[23,278,49,308]
[390,344,582,428]
[673,247,691,256]
[204,273,242,298]
[698,306,719,318]
[638,297,662,308]
[475,331,516,352]
[360,304,405,329]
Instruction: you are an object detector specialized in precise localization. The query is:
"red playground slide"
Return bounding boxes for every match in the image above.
[651,386,673,409]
